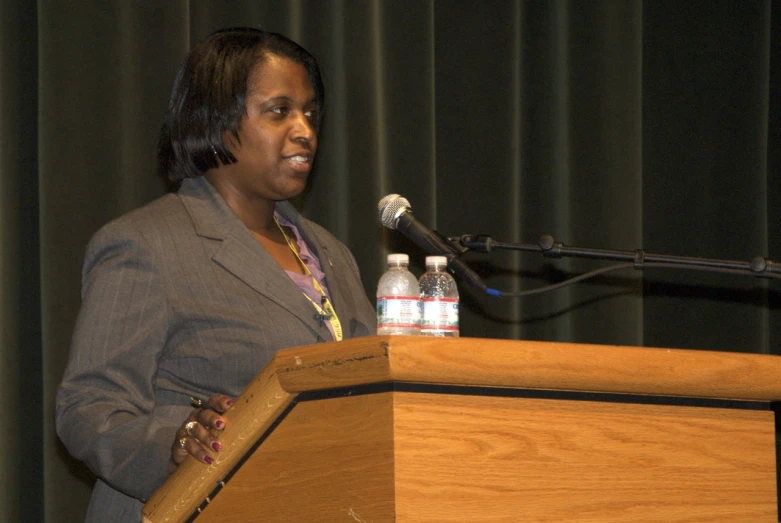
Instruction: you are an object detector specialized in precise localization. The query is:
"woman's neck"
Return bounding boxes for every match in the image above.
[204,171,278,235]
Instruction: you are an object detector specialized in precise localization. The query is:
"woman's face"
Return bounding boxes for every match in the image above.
[218,53,318,204]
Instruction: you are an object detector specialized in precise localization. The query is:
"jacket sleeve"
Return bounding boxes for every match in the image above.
[55,219,178,501]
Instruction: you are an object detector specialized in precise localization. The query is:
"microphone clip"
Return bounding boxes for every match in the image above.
[314,296,332,325]
[453,234,494,253]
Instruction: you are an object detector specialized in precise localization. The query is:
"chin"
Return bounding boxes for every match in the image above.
[275,182,308,201]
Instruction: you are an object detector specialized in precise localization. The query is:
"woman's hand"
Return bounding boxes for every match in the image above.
[169,394,233,473]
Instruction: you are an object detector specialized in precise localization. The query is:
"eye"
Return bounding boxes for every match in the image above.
[304,108,318,122]
[269,105,289,116]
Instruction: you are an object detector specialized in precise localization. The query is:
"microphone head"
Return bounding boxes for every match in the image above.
[377,194,412,230]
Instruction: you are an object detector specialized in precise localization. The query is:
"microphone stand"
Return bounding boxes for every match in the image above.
[447,234,781,297]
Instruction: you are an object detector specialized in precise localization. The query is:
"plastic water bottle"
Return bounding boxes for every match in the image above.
[376,254,421,335]
[419,256,459,337]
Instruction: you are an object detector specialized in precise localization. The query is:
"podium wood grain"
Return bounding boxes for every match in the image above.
[275,337,781,401]
[195,393,396,522]
[142,363,295,523]
[153,390,777,522]
[393,392,774,522]
[143,337,781,522]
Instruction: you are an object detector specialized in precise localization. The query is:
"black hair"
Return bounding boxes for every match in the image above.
[157,27,325,182]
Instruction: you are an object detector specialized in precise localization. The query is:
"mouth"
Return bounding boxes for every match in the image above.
[283,154,313,172]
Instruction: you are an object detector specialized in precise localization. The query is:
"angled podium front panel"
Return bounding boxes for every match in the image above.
[195,392,396,521]
[143,337,781,522]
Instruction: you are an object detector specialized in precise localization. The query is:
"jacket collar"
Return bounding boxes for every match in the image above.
[176,176,335,340]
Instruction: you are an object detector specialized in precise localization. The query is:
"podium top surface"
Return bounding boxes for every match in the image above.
[273,336,781,402]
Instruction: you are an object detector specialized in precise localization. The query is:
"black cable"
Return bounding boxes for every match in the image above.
[492,261,779,298]
[494,263,635,297]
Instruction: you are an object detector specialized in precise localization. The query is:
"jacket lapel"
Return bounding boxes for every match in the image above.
[276,201,355,333]
[177,178,327,337]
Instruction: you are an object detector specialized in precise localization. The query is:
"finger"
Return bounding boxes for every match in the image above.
[169,439,186,473]
[174,434,215,465]
[188,417,224,453]
[206,393,234,413]
[184,420,198,438]
[170,438,207,473]
[170,436,189,464]
[195,408,226,432]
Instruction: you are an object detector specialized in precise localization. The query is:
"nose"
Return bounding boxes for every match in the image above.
[291,111,316,145]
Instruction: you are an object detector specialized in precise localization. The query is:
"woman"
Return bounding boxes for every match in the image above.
[55,27,376,522]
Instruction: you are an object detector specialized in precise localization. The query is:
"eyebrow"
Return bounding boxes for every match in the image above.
[263,95,293,103]
[254,94,318,106]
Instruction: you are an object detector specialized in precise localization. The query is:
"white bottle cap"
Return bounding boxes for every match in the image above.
[387,253,409,265]
[425,255,448,267]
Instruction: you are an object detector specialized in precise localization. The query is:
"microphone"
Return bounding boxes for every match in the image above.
[377,194,497,294]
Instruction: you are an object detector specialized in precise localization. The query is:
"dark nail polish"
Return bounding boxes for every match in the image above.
[204,455,214,465]
[215,420,225,430]
[212,441,222,452]
[225,399,234,407]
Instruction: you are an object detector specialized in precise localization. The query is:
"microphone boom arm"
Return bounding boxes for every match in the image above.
[453,234,781,279]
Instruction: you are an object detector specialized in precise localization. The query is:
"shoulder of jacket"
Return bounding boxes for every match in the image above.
[92,193,185,239]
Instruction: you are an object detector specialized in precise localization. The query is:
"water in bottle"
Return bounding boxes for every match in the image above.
[419,256,459,337]
[376,253,421,335]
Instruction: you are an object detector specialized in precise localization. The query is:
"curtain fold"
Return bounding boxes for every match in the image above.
[1,2,42,522]
[0,1,777,520]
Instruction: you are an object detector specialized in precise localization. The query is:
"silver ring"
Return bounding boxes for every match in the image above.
[185,420,199,437]
[190,396,204,409]
[178,437,188,450]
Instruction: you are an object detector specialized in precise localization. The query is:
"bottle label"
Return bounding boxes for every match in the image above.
[377,296,421,329]
[420,297,459,332]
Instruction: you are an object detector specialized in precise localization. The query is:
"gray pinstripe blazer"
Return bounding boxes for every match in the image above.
[55,176,376,522]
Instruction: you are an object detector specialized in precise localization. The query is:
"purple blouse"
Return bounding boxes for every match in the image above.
[275,212,336,340]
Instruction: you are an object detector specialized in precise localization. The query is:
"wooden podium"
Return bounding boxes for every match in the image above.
[142,336,781,522]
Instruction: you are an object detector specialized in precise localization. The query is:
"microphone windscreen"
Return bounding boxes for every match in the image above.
[377,194,411,230]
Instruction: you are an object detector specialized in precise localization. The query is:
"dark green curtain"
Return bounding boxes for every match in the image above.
[1,1,778,521]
